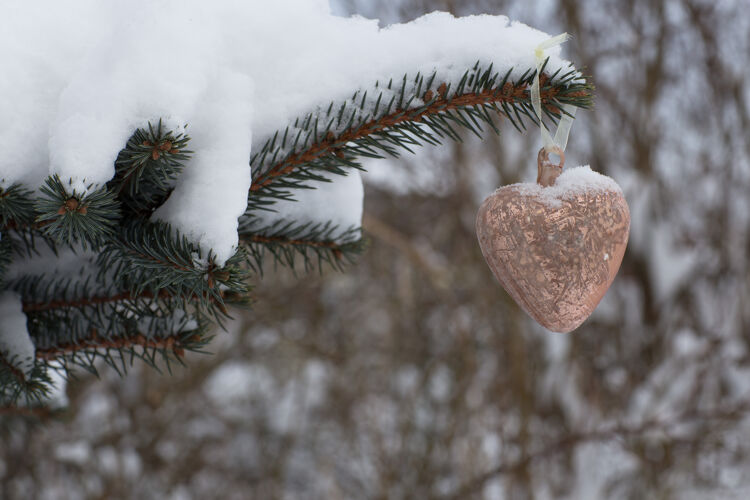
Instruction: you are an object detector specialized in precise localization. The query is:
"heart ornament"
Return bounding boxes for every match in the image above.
[476,148,630,333]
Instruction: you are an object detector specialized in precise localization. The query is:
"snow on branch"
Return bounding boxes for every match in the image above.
[1,0,588,264]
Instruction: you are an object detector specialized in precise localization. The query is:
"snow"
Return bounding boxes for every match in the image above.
[0,292,35,378]
[149,72,254,265]
[0,0,578,265]
[44,362,69,409]
[248,170,364,240]
[510,165,624,207]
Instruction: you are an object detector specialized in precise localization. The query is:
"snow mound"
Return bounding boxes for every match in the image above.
[511,166,624,207]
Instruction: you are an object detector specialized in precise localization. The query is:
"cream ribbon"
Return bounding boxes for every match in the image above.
[530,33,577,153]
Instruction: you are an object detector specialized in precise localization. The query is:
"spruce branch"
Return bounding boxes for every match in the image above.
[31,312,210,376]
[0,352,27,384]
[110,120,192,217]
[0,357,52,408]
[0,184,36,230]
[97,220,250,319]
[25,305,195,354]
[35,175,120,249]
[35,326,207,364]
[0,185,56,255]
[245,61,592,214]
[7,269,214,368]
[0,234,11,284]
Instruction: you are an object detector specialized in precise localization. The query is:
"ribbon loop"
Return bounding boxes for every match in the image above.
[531,33,577,153]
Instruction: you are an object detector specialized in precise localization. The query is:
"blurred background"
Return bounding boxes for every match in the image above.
[3,0,750,498]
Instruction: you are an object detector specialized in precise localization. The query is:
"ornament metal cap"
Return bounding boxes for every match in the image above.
[536,146,564,187]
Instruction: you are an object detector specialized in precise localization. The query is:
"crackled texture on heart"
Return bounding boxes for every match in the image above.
[476,186,630,333]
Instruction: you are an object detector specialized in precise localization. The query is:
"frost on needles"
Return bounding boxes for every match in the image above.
[0,0,593,412]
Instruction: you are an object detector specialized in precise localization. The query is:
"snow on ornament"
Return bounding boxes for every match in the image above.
[476,148,630,333]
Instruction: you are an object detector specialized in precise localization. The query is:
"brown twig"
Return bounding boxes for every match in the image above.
[0,405,54,418]
[35,329,190,361]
